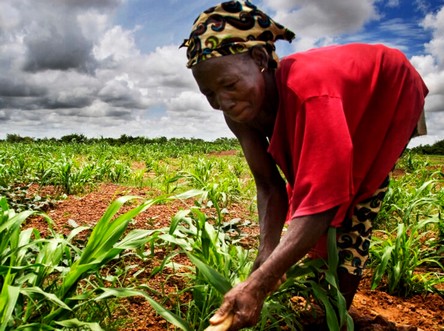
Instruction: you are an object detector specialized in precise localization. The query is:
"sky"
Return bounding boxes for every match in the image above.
[1,0,444,147]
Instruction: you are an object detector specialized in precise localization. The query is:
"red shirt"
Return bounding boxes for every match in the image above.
[269,44,428,228]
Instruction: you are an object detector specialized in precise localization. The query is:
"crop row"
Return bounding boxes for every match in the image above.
[0,141,255,210]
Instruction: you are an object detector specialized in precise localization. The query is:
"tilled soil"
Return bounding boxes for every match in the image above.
[25,183,444,331]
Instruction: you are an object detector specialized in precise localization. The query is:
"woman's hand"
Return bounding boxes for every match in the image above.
[208,277,268,331]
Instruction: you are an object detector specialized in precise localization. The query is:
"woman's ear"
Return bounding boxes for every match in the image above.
[250,46,270,70]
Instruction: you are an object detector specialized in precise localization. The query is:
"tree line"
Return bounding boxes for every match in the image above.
[2,133,238,147]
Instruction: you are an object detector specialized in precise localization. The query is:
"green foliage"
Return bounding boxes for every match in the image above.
[258,228,353,331]
[0,195,192,330]
[370,217,444,296]
[154,206,249,330]
[0,184,56,212]
[149,202,352,331]
[410,139,444,155]
[1,134,240,152]
[375,152,444,230]
[370,152,444,296]
[60,134,89,144]
[5,134,33,144]
[0,138,244,197]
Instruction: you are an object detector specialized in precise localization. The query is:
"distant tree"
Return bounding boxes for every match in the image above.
[410,139,444,155]
[60,134,88,143]
[118,134,138,144]
[6,134,34,143]
[152,136,168,144]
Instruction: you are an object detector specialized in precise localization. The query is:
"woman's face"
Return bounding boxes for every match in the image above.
[191,53,266,123]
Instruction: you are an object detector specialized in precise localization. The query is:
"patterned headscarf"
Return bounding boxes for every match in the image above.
[181,1,295,68]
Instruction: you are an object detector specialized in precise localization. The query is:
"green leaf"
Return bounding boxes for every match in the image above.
[0,285,20,331]
[93,288,192,331]
[15,322,55,330]
[20,287,71,311]
[371,245,394,290]
[115,229,156,250]
[186,253,232,295]
[55,318,103,331]
[169,209,191,235]
[327,227,339,275]
[310,281,340,331]
[172,189,205,200]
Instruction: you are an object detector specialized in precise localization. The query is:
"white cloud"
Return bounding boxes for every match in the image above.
[78,11,114,44]
[422,7,444,67]
[94,26,140,61]
[409,6,444,140]
[262,0,378,51]
[386,0,400,8]
[0,2,21,30]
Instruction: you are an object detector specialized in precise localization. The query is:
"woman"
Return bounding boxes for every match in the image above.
[181,1,428,330]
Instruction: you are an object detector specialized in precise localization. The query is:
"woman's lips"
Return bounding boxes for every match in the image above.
[225,106,251,122]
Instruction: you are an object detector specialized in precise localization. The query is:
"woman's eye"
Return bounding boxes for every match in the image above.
[224,82,236,90]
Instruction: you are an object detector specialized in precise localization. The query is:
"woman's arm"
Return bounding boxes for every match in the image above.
[225,117,288,270]
[210,208,337,331]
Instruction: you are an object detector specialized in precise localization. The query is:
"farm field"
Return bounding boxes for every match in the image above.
[1,138,443,330]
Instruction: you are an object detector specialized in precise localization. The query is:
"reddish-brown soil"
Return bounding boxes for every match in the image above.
[25,183,444,331]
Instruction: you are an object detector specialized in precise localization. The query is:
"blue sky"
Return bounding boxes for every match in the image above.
[0,0,443,146]
[359,1,437,55]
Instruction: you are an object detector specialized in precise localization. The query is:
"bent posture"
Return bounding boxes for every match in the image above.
[181,1,428,329]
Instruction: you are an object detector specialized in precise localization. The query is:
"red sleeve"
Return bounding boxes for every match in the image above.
[288,96,354,220]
